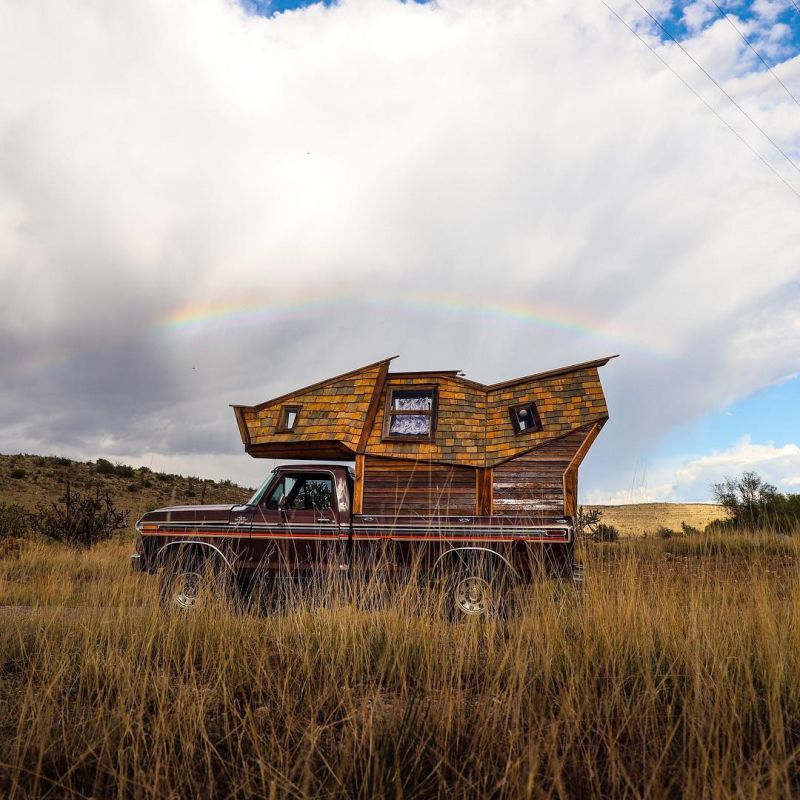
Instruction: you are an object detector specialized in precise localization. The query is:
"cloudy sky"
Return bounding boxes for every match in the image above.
[1,0,799,501]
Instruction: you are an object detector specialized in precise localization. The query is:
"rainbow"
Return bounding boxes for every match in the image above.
[154,289,671,356]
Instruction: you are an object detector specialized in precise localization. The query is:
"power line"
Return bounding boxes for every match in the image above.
[709,0,800,108]
[598,0,800,201]
[633,0,800,178]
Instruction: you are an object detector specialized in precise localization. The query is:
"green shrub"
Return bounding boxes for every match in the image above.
[712,472,800,533]
[95,458,115,475]
[656,526,678,539]
[10,468,25,480]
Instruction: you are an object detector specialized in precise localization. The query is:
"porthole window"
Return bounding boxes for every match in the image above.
[509,402,542,435]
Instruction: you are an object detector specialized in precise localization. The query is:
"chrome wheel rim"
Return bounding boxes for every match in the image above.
[173,571,202,609]
[454,576,490,616]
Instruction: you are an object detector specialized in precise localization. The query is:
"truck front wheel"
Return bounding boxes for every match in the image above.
[158,551,238,612]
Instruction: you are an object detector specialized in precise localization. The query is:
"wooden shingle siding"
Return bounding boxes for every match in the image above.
[492,427,591,518]
[364,376,487,464]
[362,456,477,516]
[234,356,612,475]
[243,363,383,454]
[485,367,607,464]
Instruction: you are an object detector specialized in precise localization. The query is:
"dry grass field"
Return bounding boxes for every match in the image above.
[2,531,800,799]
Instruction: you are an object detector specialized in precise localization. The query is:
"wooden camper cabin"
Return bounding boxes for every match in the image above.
[232,356,614,522]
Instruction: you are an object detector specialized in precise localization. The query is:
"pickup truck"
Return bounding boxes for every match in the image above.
[132,463,577,617]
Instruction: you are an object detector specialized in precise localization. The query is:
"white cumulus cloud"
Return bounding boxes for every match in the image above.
[0,0,798,493]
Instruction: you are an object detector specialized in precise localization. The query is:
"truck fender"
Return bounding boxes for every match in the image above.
[430,546,520,581]
[154,541,235,573]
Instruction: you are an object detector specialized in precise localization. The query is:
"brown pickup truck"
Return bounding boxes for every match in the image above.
[132,355,614,617]
[132,462,576,616]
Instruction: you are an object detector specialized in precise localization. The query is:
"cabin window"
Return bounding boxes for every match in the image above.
[382,386,437,441]
[509,401,542,435]
[276,405,301,432]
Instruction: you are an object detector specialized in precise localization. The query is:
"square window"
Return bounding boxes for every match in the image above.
[509,402,542,435]
[382,386,437,441]
[276,405,301,432]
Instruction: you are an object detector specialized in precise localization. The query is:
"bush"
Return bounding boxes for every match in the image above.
[577,506,619,542]
[656,526,678,539]
[593,523,620,543]
[0,502,30,540]
[9,468,26,480]
[95,458,136,479]
[95,458,115,475]
[32,483,129,548]
[681,522,701,536]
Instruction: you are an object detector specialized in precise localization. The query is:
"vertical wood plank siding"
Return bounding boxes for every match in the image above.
[492,428,591,518]
[362,457,477,516]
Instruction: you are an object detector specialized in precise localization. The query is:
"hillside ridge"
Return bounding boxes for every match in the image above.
[0,452,255,522]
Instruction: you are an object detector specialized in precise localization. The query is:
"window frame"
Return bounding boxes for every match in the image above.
[261,470,336,512]
[276,404,302,433]
[508,401,543,436]
[381,384,439,442]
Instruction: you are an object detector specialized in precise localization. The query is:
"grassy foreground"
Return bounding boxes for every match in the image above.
[1,535,800,799]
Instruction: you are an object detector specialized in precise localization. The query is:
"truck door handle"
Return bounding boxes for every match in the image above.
[317,518,332,523]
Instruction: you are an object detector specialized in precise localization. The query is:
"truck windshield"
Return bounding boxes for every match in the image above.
[247,469,277,505]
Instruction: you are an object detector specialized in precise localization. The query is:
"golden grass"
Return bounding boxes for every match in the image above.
[1,534,800,799]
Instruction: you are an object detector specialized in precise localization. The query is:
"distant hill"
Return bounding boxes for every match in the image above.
[0,453,255,522]
[588,502,728,537]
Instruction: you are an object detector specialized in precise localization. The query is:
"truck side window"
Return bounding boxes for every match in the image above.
[264,475,333,511]
[302,478,332,511]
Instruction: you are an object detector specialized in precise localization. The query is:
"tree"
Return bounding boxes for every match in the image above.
[711,471,778,529]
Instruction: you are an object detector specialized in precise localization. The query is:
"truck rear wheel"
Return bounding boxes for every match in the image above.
[439,552,513,620]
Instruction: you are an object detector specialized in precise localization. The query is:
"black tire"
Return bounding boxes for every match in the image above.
[158,551,239,612]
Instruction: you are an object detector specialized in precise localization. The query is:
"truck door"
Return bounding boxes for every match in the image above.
[255,471,340,574]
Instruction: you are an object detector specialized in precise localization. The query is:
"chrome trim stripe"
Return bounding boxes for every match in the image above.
[142,531,568,543]
[143,524,570,536]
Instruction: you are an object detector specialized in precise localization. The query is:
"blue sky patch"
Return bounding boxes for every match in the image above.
[654,374,800,460]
